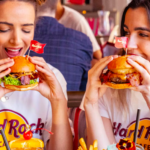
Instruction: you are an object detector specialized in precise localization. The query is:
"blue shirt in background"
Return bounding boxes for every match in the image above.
[30,17,93,91]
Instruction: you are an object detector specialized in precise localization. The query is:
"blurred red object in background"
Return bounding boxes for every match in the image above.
[69,0,85,5]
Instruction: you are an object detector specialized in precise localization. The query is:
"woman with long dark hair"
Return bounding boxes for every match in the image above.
[0,0,72,150]
[84,0,150,149]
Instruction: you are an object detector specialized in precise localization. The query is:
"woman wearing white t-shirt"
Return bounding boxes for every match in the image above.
[83,0,150,150]
[0,0,72,150]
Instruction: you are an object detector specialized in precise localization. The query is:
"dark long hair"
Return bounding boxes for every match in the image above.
[121,0,150,36]
[116,0,150,119]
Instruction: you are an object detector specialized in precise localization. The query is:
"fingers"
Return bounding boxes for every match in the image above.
[127,57,149,80]
[127,55,150,74]
[0,58,14,78]
[0,58,13,65]
[0,60,14,72]
[89,56,114,79]
[36,65,54,78]
[129,85,150,94]
[0,68,11,78]
[29,56,46,63]
[29,57,52,72]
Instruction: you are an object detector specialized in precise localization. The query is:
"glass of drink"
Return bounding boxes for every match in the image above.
[136,144,144,150]
[9,137,44,150]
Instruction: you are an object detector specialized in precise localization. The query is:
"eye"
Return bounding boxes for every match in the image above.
[139,33,149,37]
[124,31,130,35]
[0,29,10,33]
[22,30,31,33]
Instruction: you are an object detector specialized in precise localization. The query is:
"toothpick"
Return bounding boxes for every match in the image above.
[27,50,31,60]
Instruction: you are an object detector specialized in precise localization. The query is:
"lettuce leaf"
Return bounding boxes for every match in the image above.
[30,79,37,84]
[3,76,21,85]
[3,76,38,85]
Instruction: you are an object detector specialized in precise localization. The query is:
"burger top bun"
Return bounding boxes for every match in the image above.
[11,56,36,73]
[108,55,137,74]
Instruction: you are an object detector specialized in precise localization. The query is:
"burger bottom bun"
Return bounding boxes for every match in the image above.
[4,82,38,91]
[105,82,132,89]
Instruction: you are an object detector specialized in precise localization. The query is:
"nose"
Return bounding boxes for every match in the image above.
[127,34,138,49]
[9,29,22,45]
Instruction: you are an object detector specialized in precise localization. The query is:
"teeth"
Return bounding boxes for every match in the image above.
[6,48,21,51]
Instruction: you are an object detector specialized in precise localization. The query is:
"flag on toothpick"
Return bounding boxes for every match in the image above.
[29,40,46,54]
[115,37,128,49]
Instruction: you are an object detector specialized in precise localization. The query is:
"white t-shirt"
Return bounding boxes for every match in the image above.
[0,64,67,150]
[99,88,150,150]
[58,6,100,52]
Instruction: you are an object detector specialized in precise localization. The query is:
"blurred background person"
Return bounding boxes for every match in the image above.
[55,0,102,66]
[30,0,93,91]
[83,0,150,149]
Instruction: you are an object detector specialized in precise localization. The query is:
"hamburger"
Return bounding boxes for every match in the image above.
[3,56,38,91]
[100,55,141,89]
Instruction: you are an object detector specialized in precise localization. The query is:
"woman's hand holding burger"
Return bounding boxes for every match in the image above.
[83,56,118,149]
[30,57,72,150]
[29,57,67,104]
[0,58,14,98]
[84,56,118,108]
[127,55,150,108]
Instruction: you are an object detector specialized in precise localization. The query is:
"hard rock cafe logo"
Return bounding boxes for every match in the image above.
[31,44,42,49]
[0,109,45,150]
[113,118,150,150]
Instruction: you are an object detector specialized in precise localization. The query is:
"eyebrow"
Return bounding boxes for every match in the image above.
[0,22,34,26]
[123,24,150,32]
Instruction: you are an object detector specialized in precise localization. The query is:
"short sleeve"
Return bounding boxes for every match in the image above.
[98,96,109,118]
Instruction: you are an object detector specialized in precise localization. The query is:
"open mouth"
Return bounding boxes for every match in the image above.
[5,48,23,58]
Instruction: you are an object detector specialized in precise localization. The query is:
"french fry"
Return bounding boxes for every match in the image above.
[89,145,94,150]
[79,138,87,150]
[93,140,98,148]
[78,146,84,150]
[93,148,98,150]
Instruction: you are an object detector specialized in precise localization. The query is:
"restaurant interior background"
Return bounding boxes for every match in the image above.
[62,0,131,45]
[66,0,132,107]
